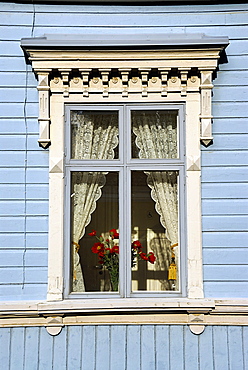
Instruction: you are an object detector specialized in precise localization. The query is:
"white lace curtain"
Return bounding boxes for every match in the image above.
[132,111,179,286]
[71,111,118,292]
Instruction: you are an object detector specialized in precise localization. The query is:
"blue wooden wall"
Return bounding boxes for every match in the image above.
[0,325,247,370]
[0,2,247,301]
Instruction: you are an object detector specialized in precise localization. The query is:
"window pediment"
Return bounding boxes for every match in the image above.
[22,33,228,148]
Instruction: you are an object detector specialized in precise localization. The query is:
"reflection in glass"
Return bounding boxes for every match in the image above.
[71,110,119,160]
[131,171,179,291]
[71,172,119,292]
[131,110,178,159]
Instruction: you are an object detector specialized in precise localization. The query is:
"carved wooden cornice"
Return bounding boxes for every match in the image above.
[21,34,229,148]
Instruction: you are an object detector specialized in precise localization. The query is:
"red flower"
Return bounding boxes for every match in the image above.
[109,229,119,239]
[91,242,104,254]
[88,230,97,236]
[139,252,148,261]
[147,252,156,264]
[111,245,119,254]
[132,240,142,250]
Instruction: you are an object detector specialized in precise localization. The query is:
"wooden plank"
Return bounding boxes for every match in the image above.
[243,326,248,370]
[201,151,248,167]
[203,231,248,248]
[0,119,38,134]
[0,72,36,88]
[228,326,244,370]
[27,151,49,167]
[184,327,199,370]
[203,248,248,265]
[212,102,248,118]
[126,325,141,370]
[199,326,214,370]
[53,326,67,369]
[215,70,248,86]
[0,251,23,267]
[38,327,53,370]
[0,12,33,26]
[26,233,48,249]
[95,326,110,370]
[24,267,48,283]
[0,217,25,233]
[0,168,25,183]
[0,327,11,369]
[26,216,48,233]
[0,152,26,167]
[204,281,248,298]
[26,185,48,200]
[213,118,247,134]
[26,201,48,216]
[213,326,229,370]
[202,199,248,215]
[203,134,248,150]
[82,326,96,370]
[33,11,247,28]
[0,102,38,119]
[202,167,248,183]
[67,326,82,370]
[0,87,37,103]
[9,327,25,370]
[24,250,48,267]
[24,327,39,370]
[202,215,248,232]
[26,168,49,184]
[155,326,169,370]
[202,184,248,198]
[213,86,248,102]
[110,326,126,370]
[0,184,25,200]
[0,200,25,216]
[140,326,156,370]
[204,265,248,281]
[0,233,25,248]
[169,326,184,370]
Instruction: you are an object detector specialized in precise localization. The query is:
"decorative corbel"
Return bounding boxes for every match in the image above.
[79,69,92,97]
[119,68,131,97]
[200,69,214,146]
[179,68,191,97]
[139,68,151,97]
[36,70,52,149]
[45,316,64,336]
[158,68,170,97]
[99,68,111,97]
[59,68,71,97]
[188,313,206,335]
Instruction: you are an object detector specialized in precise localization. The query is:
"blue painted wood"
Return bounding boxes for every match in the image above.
[202,183,248,198]
[0,201,25,216]
[201,167,248,183]
[0,327,11,369]
[203,248,248,264]
[184,327,199,370]
[9,327,25,370]
[67,326,82,370]
[140,326,156,370]
[213,119,248,134]
[202,134,248,150]
[110,325,126,370]
[155,326,169,370]
[126,325,141,370]
[204,281,248,298]
[201,151,248,166]
[0,233,25,248]
[228,326,244,370]
[202,199,248,215]
[213,326,229,370]
[24,327,39,370]
[203,232,248,248]
[199,326,214,370]
[26,233,48,249]
[205,265,248,281]
[169,326,184,370]
[38,327,53,370]
[95,326,110,370]
[82,326,96,370]
[53,325,67,369]
[243,326,248,370]
[202,215,248,232]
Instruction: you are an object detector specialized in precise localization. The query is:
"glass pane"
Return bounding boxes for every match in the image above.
[71,110,119,159]
[131,110,178,159]
[71,171,119,292]
[131,170,179,291]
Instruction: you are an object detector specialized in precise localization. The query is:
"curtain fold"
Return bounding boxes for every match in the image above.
[71,111,118,292]
[132,111,179,287]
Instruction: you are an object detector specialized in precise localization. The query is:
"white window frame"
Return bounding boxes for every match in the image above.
[64,103,186,299]
[21,33,229,307]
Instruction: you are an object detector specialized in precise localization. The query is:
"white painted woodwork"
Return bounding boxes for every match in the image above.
[22,38,226,302]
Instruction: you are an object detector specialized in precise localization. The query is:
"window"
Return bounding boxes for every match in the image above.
[21,33,228,303]
[65,105,185,298]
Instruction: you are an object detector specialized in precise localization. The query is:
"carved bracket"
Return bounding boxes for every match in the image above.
[200,69,214,146]
[37,70,51,149]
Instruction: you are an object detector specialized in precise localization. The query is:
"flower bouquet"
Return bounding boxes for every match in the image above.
[89,229,156,291]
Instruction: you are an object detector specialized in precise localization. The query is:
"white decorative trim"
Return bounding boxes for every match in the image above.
[21,37,227,303]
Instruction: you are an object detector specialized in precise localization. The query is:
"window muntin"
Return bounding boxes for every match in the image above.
[66,104,185,298]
